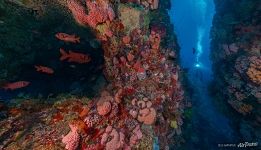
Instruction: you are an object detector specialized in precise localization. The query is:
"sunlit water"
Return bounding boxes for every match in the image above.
[170,0,239,149]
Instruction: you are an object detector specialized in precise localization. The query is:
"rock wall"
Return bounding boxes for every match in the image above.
[211,0,260,141]
[62,0,185,149]
[0,0,186,149]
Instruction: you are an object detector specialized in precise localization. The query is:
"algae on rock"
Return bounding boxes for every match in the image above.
[118,4,150,34]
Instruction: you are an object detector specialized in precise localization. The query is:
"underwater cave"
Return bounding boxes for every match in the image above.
[0,0,260,149]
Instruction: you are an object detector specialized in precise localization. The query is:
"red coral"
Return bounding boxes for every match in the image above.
[67,0,115,28]
[149,31,161,51]
[151,24,167,38]
[67,0,89,26]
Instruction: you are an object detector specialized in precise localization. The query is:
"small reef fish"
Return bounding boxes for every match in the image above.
[35,65,54,74]
[55,33,80,43]
[60,48,91,64]
[2,81,30,90]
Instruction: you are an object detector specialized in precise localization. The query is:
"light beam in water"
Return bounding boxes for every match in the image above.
[195,27,205,68]
[194,0,207,69]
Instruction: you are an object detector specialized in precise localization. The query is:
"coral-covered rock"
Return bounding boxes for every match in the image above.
[211,0,260,142]
[68,0,115,28]
[97,101,112,116]
[62,124,80,150]
[101,126,125,150]
[119,4,144,33]
[67,0,89,26]
[84,114,101,127]
[129,125,143,146]
[151,24,167,38]
[137,107,156,125]
[149,31,161,51]
[127,53,135,62]
[123,36,131,45]
[130,98,156,125]
[67,0,115,40]
[115,89,124,104]
[63,0,184,149]
[246,56,261,85]
[222,43,239,55]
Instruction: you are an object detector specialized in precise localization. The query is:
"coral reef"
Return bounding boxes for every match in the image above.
[211,0,261,142]
[62,124,80,150]
[0,0,185,149]
[246,56,261,85]
[64,0,184,149]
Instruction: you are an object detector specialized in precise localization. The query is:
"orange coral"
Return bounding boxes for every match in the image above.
[130,98,156,125]
[8,108,23,116]
[228,100,253,115]
[246,56,261,85]
[122,36,131,45]
[71,119,89,134]
[79,106,90,118]
[52,112,64,123]
[115,89,124,104]
[238,104,253,115]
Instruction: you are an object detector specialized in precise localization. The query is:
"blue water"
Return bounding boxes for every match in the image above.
[170,0,239,149]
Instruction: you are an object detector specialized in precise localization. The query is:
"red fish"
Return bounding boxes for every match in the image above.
[60,48,91,64]
[2,81,30,90]
[35,65,54,74]
[55,33,80,43]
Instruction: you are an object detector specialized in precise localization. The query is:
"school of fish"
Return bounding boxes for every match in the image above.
[2,33,91,90]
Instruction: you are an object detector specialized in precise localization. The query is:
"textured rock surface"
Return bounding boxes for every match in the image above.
[211,0,260,142]
[0,0,185,149]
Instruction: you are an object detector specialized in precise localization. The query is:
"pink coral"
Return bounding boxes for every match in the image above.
[137,107,156,125]
[129,125,143,146]
[62,124,80,150]
[84,114,101,127]
[101,126,125,150]
[130,99,156,125]
[97,100,112,116]
[151,0,159,9]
